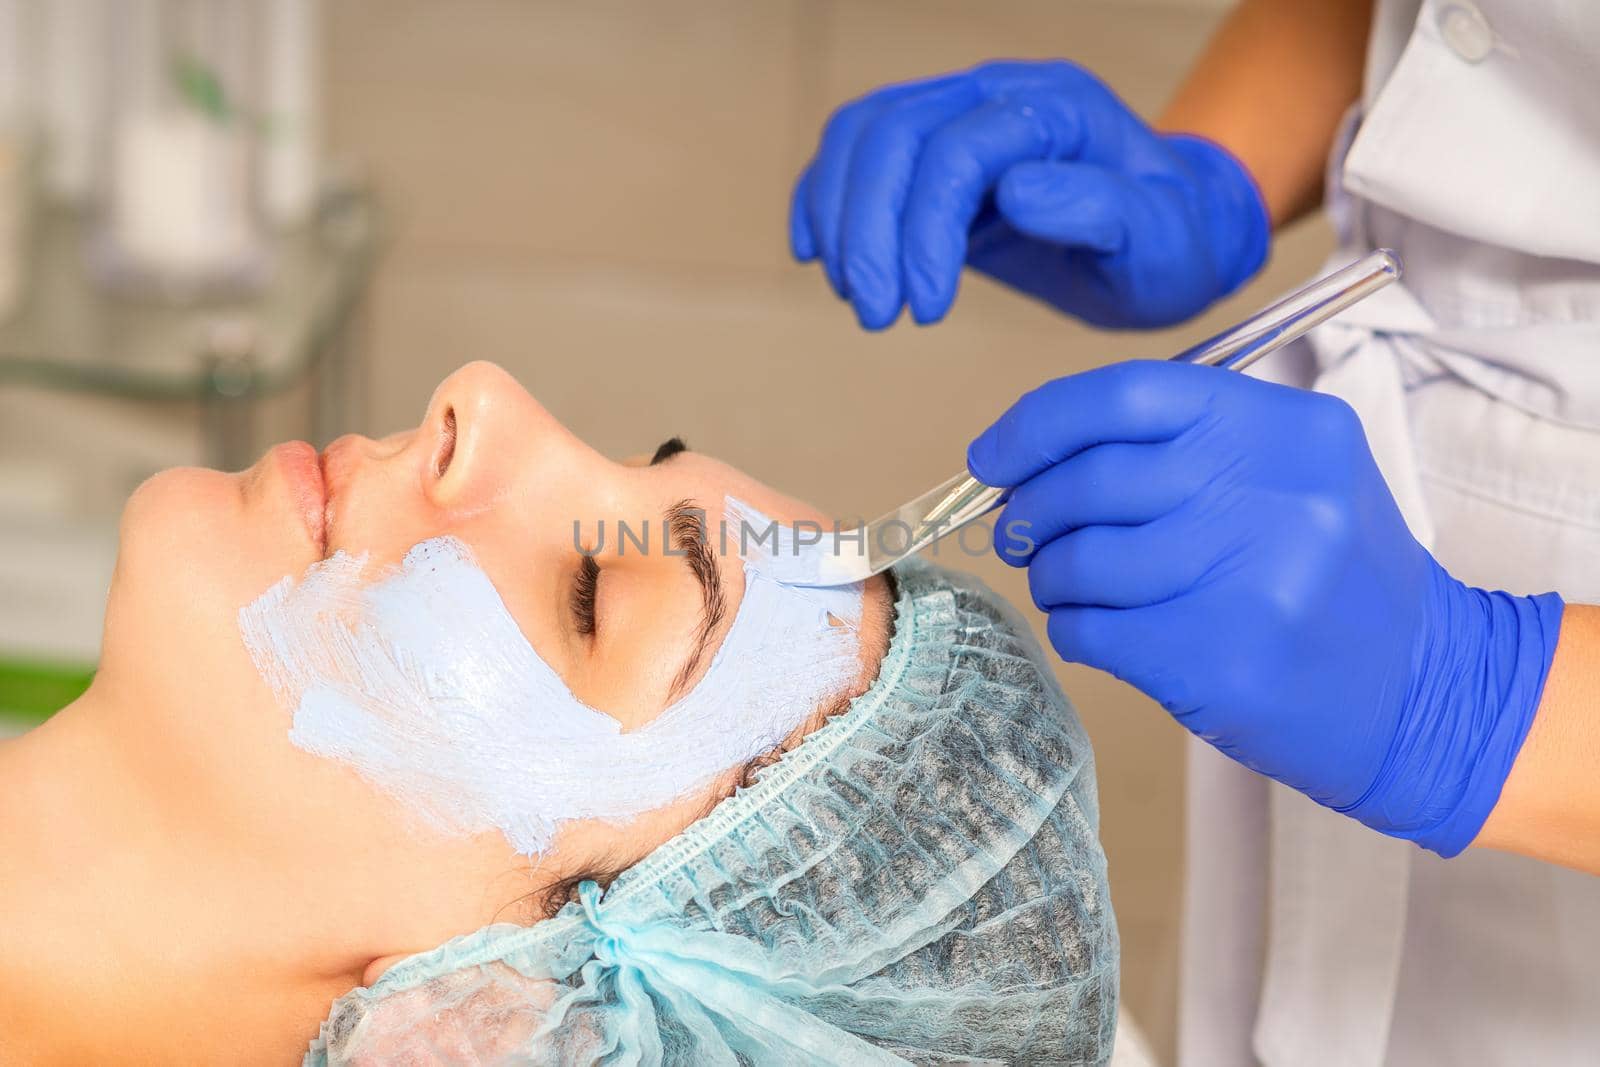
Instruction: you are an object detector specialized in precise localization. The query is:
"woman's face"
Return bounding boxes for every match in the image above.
[92,361,887,972]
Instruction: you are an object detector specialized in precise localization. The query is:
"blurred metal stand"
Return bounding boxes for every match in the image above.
[0,184,379,469]
[0,184,377,724]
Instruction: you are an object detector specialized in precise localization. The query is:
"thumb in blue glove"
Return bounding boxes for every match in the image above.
[968,361,1564,856]
[790,60,1269,330]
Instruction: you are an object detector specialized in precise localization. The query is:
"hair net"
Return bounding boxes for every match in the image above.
[306,559,1119,1065]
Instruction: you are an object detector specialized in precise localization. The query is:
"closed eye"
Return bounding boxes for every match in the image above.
[573,438,680,640]
[571,554,600,636]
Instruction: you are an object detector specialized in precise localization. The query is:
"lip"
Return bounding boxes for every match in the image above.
[270,440,328,555]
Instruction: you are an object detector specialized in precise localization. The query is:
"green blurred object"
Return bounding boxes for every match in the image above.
[173,53,231,124]
[0,657,95,728]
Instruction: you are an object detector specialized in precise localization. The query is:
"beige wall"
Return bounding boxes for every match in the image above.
[324,3,1334,1061]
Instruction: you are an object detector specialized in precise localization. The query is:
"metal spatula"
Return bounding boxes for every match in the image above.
[789,248,1401,588]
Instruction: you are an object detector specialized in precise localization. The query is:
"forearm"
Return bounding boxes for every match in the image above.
[1158,0,1373,227]
[1475,604,1600,874]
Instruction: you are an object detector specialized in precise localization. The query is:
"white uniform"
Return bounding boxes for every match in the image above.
[1178,2,1600,1065]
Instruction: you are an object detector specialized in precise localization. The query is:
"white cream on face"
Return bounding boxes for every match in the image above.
[238,499,863,855]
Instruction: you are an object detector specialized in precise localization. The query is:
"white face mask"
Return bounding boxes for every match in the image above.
[239,499,863,855]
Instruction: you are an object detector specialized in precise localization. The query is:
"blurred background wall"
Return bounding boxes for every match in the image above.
[3,3,1337,1062]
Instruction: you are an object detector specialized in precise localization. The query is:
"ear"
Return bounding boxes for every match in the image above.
[362,953,409,988]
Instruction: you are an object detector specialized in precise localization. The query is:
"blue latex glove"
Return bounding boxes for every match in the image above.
[789,61,1270,330]
[968,361,1565,856]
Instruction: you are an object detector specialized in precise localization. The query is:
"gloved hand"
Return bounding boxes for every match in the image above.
[789,60,1270,331]
[968,361,1565,856]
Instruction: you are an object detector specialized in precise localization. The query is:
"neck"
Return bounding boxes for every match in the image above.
[0,690,355,1065]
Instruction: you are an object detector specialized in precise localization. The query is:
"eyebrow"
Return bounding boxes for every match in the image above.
[664,499,726,701]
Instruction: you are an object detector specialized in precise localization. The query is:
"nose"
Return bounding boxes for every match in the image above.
[421,361,614,515]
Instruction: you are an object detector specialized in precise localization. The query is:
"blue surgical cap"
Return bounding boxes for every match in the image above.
[307,560,1119,1065]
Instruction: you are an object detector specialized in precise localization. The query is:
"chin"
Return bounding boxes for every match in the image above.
[101,465,303,686]
[116,466,244,587]
[119,465,225,537]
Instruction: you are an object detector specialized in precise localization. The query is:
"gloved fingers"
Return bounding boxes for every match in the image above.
[968,360,1223,488]
[804,94,897,298]
[802,73,965,302]
[993,160,1133,254]
[901,95,1088,324]
[1044,603,1144,676]
[838,81,983,329]
[1047,600,1211,719]
[789,166,817,262]
[991,440,1198,565]
[1024,514,1217,609]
